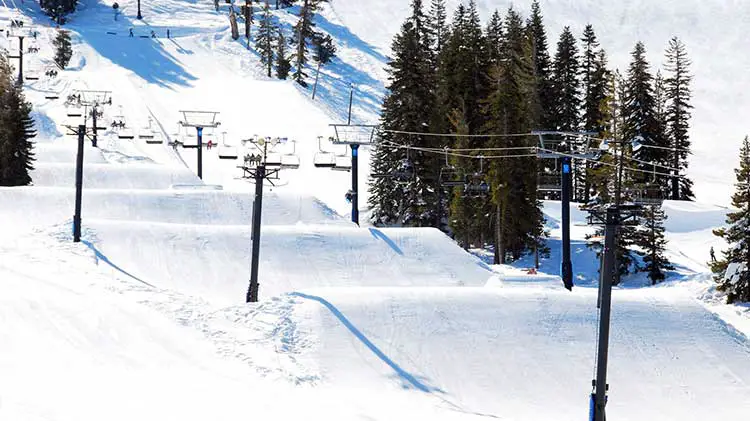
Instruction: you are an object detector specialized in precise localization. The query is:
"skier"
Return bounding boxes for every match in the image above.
[151,30,156,38]
[129,28,133,37]
[710,246,716,263]
[167,29,170,39]
[206,140,214,150]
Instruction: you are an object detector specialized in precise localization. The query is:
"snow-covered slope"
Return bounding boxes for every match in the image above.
[330,0,750,206]
[1,1,749,420]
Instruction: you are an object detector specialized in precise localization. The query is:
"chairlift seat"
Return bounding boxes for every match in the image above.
[218,146,239,160]
[313,152,336,168]
[118,128,135,139]
[43,91,60,100]
[66,107,83,117]
[281,154,300,169]
[332,155,352,172]
[265,152,282,167]
[25,74,40,81]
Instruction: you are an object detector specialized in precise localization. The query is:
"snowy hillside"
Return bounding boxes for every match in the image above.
[330,0,750,206]
[0,1,749,420]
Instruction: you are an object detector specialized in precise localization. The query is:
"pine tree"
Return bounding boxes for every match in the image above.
[623,42,669,187]
[255,1,277,78]
[0,55,36,186]
[369,0,435,227]
[485,10,503,65]
[427,0,448,59]
[312,32,336,64]
[664,37,694,200]
[587,71,638,283]
[526,0,553,131]
[550,26,581,199]
[292,0,329,86]
[635,204,673,284]
[579,25,609,202]
[711,136,750,303]
[483,6,544,263]
[40,0,78,23]
[52,29,73,70]
[275,29,291,79]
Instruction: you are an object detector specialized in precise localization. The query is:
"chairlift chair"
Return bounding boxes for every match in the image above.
[43,90,60,100]
[313,136,336,168]
[118,127,135,140]
[332,155,352,172]
[440,166,465,187]
[218,145,239,160]
[280,139,300,169]
[264,151,283,167]
[66,106,83,117]
[537,173,562,191]
[25,69,40,81]
[463,173,491,197]
[631,183,664,206]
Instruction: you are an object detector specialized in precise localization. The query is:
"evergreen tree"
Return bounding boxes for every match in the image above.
[526,0,553,131]
[485,10,503,65]
[369,0,435,227]
[52,29,73,70]
[427,0,448,59]
[586,71,638,283]
[275,29,291,79]
[711,136,750,303]
[312,32,336,64]
[664,37,694,200]
[483,6,544,263]
[292,0,328,86]
[635,204,673,284]
[579,25,609,202]
[255,1,277,78]
[0,55,36,186]
[40,0,77,23]
[623,42,669,187]
[550,26,581,199]
[277,0,296,9]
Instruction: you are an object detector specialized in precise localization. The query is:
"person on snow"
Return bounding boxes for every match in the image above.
[151,30,156,38]
[129,28,134,37]
[710,246,717,263]
[167,29,170,38]
[206,140,214,150]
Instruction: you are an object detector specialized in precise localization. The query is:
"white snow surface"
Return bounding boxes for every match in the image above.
[1,1,749,420]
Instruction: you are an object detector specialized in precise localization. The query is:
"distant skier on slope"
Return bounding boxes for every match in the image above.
[710,246,716,263]
[129,28,133,37]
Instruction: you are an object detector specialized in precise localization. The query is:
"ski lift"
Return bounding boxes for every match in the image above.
[280,138,300,169]
[631,183,664,206]
[439,149,465,187]
[462,156,490,198]
[25,66,39,81]
[313,136,336,168]
[331,145,352,171]
[66,106,83,117]
[265,150,283,167]
[118,127,135,140]
[42,89,60,100]
[537,172,562,191]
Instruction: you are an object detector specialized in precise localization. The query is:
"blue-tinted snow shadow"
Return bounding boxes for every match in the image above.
[289,291,441,393]
[79,237,156,288]
[72,7,198,90]
[369,227,404,255]
[314,14,388,63]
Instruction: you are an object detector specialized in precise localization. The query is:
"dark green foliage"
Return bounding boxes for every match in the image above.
[664,37,694,200]
[292,0,328,86]
[52,29,73,70]
[485,10,503,65]
[635,204,673,284]
[482,6,544,263]
[276,29,291,79]
[578,25,609,202]
[550,27,580,132]
[276,0,296,8]
[0,55,36,186]
[39,1,77,23]
[526,0,553,131]
[369,0,436,227]
[712,136,750,303]
[255,1,277,78]
[312,33,336,64]
[427,0,449,59]
[623,42,669,187]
